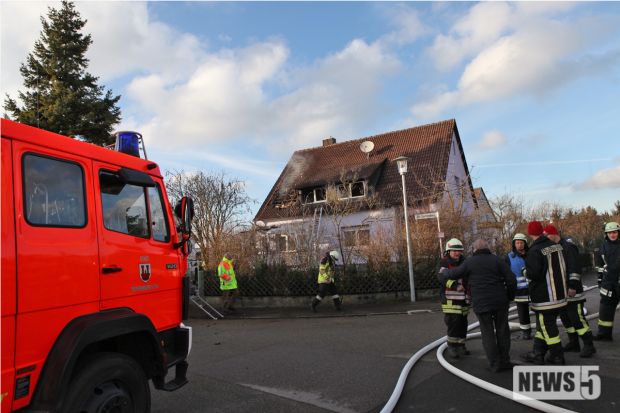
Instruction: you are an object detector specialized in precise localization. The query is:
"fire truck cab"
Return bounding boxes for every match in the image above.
[1,119,193,412]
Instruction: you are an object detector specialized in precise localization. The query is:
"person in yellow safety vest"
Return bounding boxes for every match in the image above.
[437,238,470,358]
[311,250,342,312]
[218,253,239,314]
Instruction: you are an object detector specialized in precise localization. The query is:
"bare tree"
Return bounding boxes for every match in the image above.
[488,194,528,254]
[165,170,253,270]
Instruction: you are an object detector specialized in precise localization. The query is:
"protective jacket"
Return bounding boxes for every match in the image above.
[597,236,620,296]
[505,251,529,302]
[317,256,335,284]
[218,257,238,290]
[524,236,567,311]
[561,238,584,302]
[437,255,468,314]
[442,249,516,314]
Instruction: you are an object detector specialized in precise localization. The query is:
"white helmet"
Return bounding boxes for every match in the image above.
[604,222,620,233]
[446,238,464,252]
[513,233,528,242]
[329,250,341,261]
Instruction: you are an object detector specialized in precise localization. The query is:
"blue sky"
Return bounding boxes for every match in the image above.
[2,1,619,218]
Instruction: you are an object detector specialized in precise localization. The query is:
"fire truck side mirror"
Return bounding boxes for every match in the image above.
[174,196,194,255]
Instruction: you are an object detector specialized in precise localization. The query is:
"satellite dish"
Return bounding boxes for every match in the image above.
[359,141,375,158]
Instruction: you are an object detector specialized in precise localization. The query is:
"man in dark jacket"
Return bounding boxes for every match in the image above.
[441,238,517,372]
[594,221,620,340]
[544,225,596,358]
[522,221,568,365]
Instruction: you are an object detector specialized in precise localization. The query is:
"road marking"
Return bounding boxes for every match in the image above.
[407,309,433,314]
[239,383,359,413]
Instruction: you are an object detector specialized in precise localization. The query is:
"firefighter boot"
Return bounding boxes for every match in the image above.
[520,329,532,340]
[447,344,460,359]
[311,297,321,313]
[562,333,580,352]
[593,327,613,341]
[333,296,342,311]
[457,344,470,356]
[545,344,565,365]
[521,339,546,365]
[580,333,597,358]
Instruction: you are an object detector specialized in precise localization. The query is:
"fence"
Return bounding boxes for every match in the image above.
[200,261,441,297]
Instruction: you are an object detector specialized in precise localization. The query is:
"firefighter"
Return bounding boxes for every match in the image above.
[311,250,342,312]
[505,233,532,340]
[440,238,516,371]
[594,221,620,341]
[218,253,239,314]
[544,225,596,357]
[437,238,469,358]
[521,221,568,365]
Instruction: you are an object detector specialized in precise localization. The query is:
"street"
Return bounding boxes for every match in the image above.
[152,282,619,413]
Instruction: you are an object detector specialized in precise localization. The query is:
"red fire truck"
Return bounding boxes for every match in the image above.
[1,118,193,412]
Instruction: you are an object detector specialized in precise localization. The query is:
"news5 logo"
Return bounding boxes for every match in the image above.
[513,366,600,400]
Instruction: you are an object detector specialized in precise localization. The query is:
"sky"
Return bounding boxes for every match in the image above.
[2,1,619,219]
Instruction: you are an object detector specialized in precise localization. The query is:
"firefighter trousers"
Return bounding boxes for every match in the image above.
[533,309,563,356]
[598,290,619,336]
[516,301,531,332]
[444,312,468,347]
[560,301,591,336]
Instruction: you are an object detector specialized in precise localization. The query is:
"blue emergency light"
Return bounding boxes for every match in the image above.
[114,131,142,158]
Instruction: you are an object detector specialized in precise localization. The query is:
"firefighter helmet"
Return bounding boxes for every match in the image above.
[329,250,341,261]
[513,233,528,242]
[446,238,464,252]
[604,222,620,233]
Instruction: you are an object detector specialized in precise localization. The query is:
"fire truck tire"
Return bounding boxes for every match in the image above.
[62,352,151,413]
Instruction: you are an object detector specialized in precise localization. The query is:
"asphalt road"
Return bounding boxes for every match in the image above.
[151,276,619,413]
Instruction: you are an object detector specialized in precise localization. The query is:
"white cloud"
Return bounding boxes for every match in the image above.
[377,4,430,47]
[576,165,620,190]
[1,1,204,101]
[79,2,205,83]
[1,1,57,99]
[413,3,620,119]
[477,130,507,150]
[129,37,400,153]
[429,2,514,71]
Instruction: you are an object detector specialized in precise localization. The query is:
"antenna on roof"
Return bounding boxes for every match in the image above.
[359,140,375,159]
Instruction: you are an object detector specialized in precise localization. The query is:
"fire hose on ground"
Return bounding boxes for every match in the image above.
[380,284,617,413]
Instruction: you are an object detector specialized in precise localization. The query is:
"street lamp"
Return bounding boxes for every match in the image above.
[394,156,415,303]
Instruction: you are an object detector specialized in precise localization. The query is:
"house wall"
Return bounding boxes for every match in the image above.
[262,207,399,264]
[443,132,476,215]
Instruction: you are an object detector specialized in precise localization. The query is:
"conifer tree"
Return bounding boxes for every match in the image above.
[4,0,121,146]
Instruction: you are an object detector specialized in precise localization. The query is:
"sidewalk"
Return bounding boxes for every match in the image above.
[190,295,440,320]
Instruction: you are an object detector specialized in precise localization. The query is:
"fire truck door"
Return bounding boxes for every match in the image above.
[94,163,182,330]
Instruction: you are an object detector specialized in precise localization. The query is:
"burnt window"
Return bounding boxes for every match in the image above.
[338,181,366,199]
[302,187,326,204]
[351,181,365,198]
[23,154,86,227]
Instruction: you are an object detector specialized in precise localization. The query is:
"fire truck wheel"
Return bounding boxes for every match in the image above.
[62,352,151,413]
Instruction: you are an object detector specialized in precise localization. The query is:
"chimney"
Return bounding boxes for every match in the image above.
[322,136,336,147]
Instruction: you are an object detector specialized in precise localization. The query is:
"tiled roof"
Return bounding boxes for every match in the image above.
[255,119,471,222]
